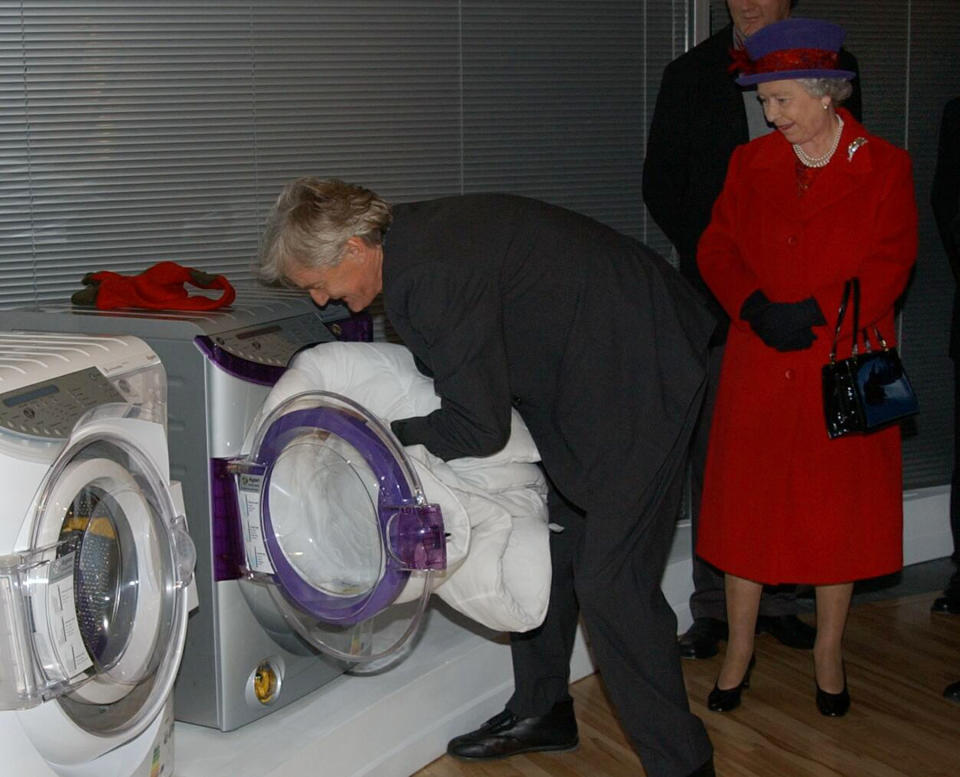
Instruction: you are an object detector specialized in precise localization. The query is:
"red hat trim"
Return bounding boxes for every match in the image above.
[729,47,839,76]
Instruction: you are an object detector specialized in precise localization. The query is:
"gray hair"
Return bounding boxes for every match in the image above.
[796,77,853,107]
[258,177,392,284]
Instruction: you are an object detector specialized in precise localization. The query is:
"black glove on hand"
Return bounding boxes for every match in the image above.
[740,290,826,351]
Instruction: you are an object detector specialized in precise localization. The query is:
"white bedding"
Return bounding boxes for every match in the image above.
[256,341,551,633]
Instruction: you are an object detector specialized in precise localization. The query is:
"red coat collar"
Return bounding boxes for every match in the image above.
[745,107,875,220]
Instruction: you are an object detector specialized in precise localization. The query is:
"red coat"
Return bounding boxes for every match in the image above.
[695,110,917,585]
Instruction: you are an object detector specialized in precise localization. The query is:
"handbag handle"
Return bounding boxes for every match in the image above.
[830,277,893,362]
[829,278,861,363]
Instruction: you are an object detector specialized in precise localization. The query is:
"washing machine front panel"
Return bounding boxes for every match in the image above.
[0,295,364,731]
[0,334,193,774]
[3,422,193,740]
[233,391,445,663]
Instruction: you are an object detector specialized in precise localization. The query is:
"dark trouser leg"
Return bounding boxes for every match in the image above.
[576,446,712,776]
[948,356,960,585]
[506,485,581,716]
[689,343,726,620]
[508,398,714,774]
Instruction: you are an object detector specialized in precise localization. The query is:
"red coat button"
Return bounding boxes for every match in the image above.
[785,368,795,380]
[787,235,798,246]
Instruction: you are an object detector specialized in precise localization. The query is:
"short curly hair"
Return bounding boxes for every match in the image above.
[258,178,392,284]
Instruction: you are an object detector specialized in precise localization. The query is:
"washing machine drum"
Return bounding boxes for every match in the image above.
[0,429,193,743]
[233,392,446,663]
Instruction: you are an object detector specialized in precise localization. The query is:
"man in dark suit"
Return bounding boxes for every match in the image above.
[931,96,960,626]
[642,0,862,660]
[260,179,718,777]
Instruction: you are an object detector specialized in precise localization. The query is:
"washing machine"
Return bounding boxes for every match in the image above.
[0,332,196,777]
[0,285,381,731]
[213,388,445,662]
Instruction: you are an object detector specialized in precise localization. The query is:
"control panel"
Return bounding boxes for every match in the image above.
[0,367,125,439]
[207,314,326,367]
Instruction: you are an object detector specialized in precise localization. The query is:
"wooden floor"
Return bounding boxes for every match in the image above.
[414,593,960,777]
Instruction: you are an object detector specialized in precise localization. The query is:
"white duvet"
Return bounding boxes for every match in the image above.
[256,341,551,633]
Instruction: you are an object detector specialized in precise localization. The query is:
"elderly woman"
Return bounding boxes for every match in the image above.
[696,17,917,717]
[259,182,718,777]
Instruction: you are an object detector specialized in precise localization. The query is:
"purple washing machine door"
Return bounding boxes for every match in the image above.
[240,392,445,661]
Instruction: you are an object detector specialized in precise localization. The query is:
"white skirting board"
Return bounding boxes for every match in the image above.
[174,605,593,777]
[173,485,949,777]
[665,484,953,633]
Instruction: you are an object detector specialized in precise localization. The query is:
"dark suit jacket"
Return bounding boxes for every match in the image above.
[931,97,960,356]
[383,194,715,514]
[642,24,862,338]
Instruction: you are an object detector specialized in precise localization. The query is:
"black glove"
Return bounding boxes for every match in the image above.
[740,290,826,351]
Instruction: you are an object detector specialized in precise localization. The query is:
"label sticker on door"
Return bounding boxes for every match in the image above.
[44,553,94,678]
[238,475,273,574]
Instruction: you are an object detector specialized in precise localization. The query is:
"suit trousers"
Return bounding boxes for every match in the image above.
[948,355,960,581]
[507,399,713,777]
[688,342,801,618]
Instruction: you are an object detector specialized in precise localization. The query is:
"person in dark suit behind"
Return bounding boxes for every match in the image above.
[931,96,960,706]
[642,0,862,660]
[931,96,960,629]
[258,178,718,777]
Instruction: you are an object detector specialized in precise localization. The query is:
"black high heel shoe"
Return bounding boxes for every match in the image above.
[707,655,755,712]
[815,663,850,717]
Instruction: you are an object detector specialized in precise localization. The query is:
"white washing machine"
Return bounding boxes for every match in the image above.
[0,293,597,777]
[0,332,196,777]
[0,286,376,731]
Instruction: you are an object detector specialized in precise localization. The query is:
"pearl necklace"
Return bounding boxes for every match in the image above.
[793,115,845,168]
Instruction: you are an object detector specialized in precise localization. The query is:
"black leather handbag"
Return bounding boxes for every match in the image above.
[821,278,918,439]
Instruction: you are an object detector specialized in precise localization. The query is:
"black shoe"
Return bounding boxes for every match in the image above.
[815,682,850,717]
[678,617,728,659]
[944,680,960,703]
[686,758,716,777]
[707,655,755,712]
[446,700,579,761]
[756,614,816,649]
[931,595,960,614]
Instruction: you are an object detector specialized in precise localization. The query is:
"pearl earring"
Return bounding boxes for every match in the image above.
[823,103,829,110]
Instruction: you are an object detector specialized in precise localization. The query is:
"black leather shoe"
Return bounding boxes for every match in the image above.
[707,656,755,712]
[686,758,716,776]
[815,682,850,717]
[756,614,816,649]
[931,595,960,614]
[678,617,728,659]
[446,700,579,761]
[944,680,960,703]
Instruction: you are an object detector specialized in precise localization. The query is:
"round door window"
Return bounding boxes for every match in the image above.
[56,481,142,676]
[268,434,384,598]
[238,391,445,664]
[29,431,187,738]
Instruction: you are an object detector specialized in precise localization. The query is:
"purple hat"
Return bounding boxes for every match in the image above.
[732,18,856,86]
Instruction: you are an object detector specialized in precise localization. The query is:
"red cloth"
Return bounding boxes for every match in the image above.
[74,261,235,311]
[695,110,917,585]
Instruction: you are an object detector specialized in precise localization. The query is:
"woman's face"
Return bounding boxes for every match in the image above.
[757,79,834,151]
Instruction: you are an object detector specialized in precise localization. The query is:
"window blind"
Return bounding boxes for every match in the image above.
[1,0,688,309]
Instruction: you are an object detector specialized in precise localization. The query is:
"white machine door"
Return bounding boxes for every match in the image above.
[0,417,195,741]
[232,391,445,664]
